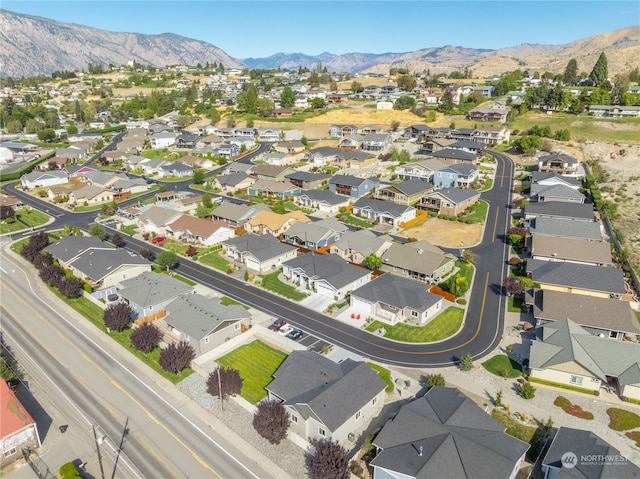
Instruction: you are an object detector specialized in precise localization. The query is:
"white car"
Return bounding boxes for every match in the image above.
[277,325,294,336]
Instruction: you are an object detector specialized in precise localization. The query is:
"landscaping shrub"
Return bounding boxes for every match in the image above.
[252,400,290,445]
[130,323,163,353]
[519,381,536,399]
[59,462,81,479]
[103,303,133,332]
[606,408,640,431]
[207,366,243,400]
[553,396,594,420]
[159,341,195,373]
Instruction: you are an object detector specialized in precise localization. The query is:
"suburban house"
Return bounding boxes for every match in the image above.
[150,131,177,149]
[282,218,348,250]
[329,175,379,199]
[339,134,364,150]
[176,154,214,169]
[0,380,41,469]
[257,128,281,142]
[529,318,640,399]
[116,272,195,319]
[158,162,194,179]
[330,229,393,265]
[306,146,340,166]
[523,201,594,222]
[395,158,449,182]
[265,351,386,443]
[216,142,240,159]
[282,253,372,300]
[333,151,376,170]
[138,159,167,176]
[380,240,456,283]
[430,148,477,165]
[526,259,626,299]
[375,179,434,205]
[329,124,359,138]
[448,139,486,156]
[530,183,585,203]
[351,273,444,326]
[70,184,115,206]
[285,171,330,190]
[528,216,603,241]
[259,152,288,165]
[525,288,640,340]
[44,236,112,268]
[467,106,510,123]
[247,179,301,199]
[293,189,350,214]
[540,427,640,479]
[527,235,613,266]
[352,197,417,226]
[21,171,69,189]
[530,171,581,190]
[210,202,265,228]
[362,133,391,152]
[175,132,200,149]
[245,210,310,236]
[136,206,183,235]
[272,141,305,154]
[250,165,296,182]
[165,216,235,246]
[110,177,149,195]
[222,233,298,273]
[423,137,457,153]
[537,153,580,175]
[65,248,152,289]
[212,172,256,193]
[370,387,529,479]
[432,163,479,188]
[403,124,429,140]
[417,188,481,216]
[586,104,640,119]
[162,295,251,354]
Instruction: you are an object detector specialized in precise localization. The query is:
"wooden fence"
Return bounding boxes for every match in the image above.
[133,309,166,326]
[398,210,428,229]
[429,285,456,303]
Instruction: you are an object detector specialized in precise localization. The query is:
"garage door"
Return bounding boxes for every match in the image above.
[352,296,373,315]
[246,257,260,272]
[316,281,336,299]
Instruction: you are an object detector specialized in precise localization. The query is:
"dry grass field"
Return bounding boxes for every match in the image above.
[398,218,483,248]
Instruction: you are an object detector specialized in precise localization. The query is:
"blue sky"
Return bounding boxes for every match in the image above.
[3,1,639,58]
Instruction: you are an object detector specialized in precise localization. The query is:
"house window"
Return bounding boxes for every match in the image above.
[318,427,326,437]
[204,337,209,344]
[609,331,618,339]
[570,375,583,386]
[3,447,16,457]
[291,414,298,424]
[149,305,153,311]
[372,397,378,406]
[234,323,240,331]
[355,410,361,421]
[122,273,127,279]
[411,310,419,318]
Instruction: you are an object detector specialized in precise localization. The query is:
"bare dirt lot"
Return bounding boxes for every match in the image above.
[398,218,483,248]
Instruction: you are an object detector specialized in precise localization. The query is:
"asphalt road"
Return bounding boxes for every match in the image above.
[0,251,289,479]
[4,147,515,368]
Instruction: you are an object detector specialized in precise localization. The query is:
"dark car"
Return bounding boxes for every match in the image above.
[267,318,287,331]
[286,329,303,341]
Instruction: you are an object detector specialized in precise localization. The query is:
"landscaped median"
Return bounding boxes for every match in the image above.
[365,306,464,342]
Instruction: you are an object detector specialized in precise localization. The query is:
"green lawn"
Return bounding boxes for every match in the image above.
[72,204,105,212]
[491,408,545,462]
[216,340,287,404]
[461,200,488,224]
[606,408,640,431]
[220,296,249,309]
[259,270,308,301]
[507,296,524,313]
[478,178,494,192]
[482,354,522,378]
[0,209,50,234]
[365,307,464,343]
[119,224,138,236]
[367,363,394,393]
[199,250,230,271]
[11,230,66,254]
[529,377,596,396]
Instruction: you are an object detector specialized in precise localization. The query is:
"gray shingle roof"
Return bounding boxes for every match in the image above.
[332,229,391,257]
[284,218,347,244]
[431,148,477,162]
[529,235,612,264]
[381,240,455,276]
[70,249,150,282]
[542,427,640,478]
[384,179,434,196]
[285,171,331,182]
[449,140,485,150]
[530,171,581,187]
[164,295,250,340]
[212,202,260,222]
[530,183,585,201]
[215,172,250,187]
[371,387,529,479]
[329,174,373,187]
[527,259,626,295]
[423,187,480,205]
[353,197,415,218]
[294,189,348,205]
[529,216,603,241]
[266,351,386,432]
[283,253,370,290]
[223,233,297,261]
[117,272,194,308]
[539,152,578,165]
[351,273,443,312]
[525,201,594,220]
[45,235,111,263]
[137,205,182,226]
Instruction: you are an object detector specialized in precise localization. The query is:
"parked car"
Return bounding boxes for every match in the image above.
[267,318,287,331]
[152,236,166,244]
[286,329,303,341]
[277,325,294,336]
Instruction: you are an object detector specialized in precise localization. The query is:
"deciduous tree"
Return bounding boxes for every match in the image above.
[103,303,133,332]
[280,87,296,108]
[156,251,178,271]
[502,277,523,296]
[88,223,107,240]
[0,205,15,220]
[159,341,195,373]
[364,253,382,270]
[111,233,124,247]
[253,400,290,445]
[206,366,243,401]
[58,277,83,298]
[130,323,163,353]
[306,438,349,479]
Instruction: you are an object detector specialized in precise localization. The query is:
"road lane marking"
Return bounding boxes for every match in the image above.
[491,204,500,243]
[0,264,259,479]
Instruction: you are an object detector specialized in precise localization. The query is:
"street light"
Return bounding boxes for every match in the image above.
[93,425,107,479]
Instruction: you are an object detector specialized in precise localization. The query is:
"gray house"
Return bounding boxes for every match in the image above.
[68,248,152,289]
[282,218,348,250]
[330,229,393,265]
[523,201,594,222]
[350,273,445,326]
[328,175,380,199]
[163,295,251,354]
[541,427,640,479]
[528,216,603,241]
[380,240,456,283]
[527,235,613,266]
[265,351,386,443]
[370,387,529,479]
[530,183,585,203]
[45,235,112,268]
[294,189,350,214]
[211,202,265,228]
[116,272,194,319]
[222,233,298,273]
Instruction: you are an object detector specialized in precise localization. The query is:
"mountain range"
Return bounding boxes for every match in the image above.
[1,9,638,78]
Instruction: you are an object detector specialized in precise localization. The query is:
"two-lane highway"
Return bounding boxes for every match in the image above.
[0,252,290,479]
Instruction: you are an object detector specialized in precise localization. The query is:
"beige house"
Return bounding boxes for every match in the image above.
[165,216,235,246]
[71,184,115,206]
[245,210,310,236]
[380,240,456,283]
[417,188,481,216]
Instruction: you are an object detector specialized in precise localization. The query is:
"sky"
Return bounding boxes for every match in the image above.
[2,1,639,59]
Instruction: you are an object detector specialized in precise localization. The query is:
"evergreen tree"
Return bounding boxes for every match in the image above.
[563,59,578,85]
[589,52,609,87]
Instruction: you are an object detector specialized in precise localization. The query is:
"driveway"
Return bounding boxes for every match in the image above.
[300,294,335,312]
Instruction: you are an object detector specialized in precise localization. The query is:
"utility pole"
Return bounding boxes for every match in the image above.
[93,425,106,479]
[217,367,223,412]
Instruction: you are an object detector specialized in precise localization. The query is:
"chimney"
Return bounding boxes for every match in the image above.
[419,445,423,457]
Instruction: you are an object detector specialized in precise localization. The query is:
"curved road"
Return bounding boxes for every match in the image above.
[4,150,515,367]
